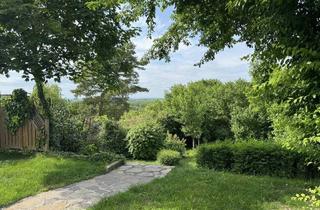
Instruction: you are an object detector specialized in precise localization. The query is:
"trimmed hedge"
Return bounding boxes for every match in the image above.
[196,141,320,178]
[158,149,181,166]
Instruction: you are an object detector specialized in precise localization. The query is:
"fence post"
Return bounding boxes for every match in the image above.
[44,119,49,151]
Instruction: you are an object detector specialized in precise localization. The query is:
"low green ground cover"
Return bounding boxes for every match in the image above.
[91,151,319,210]
[0,151,106,207]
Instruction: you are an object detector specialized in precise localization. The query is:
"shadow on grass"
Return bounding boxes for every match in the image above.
[41,158,105,189]
[0,151,35,161]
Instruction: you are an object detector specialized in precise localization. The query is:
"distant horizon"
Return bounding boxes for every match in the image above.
[1,76,251,100]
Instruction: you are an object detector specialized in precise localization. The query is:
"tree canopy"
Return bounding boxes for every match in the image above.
[104,0,320,148]
[72,42,148,116]
[0,0,138,118]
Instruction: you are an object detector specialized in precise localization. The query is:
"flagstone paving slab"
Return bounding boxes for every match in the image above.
[3,163,174,210]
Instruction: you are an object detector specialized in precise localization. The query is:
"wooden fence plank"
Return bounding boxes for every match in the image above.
[0,108,48,151]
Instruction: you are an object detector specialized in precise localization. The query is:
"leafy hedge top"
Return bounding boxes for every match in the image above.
[157,149,181,166]
[197,141,320,178]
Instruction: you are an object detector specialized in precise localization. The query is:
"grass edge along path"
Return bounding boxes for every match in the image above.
[0,152,106,207]
[91,151,319,210]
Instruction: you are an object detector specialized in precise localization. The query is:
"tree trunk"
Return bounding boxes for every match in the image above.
[197,138,200,147]
[36,81,51,119]
[192,139,195,149]
[35,80,52,146]
[98,92,106,116]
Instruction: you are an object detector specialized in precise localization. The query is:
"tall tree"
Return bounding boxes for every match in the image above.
[73,42,148,117]
[105,0,320,147]
[0,0,137,121]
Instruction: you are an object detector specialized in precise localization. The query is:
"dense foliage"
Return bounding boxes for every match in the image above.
[0,0,138,129]
[197,141,320,178]
[2,89,33,133]
[165,79,251,145]
[31,85,84,152]
[127,123,165,160]
[1,0,319,207]
[72,43,148,117]
[121,79,270,146]
[120,100,167,130]
[114,0,320,151]
[157,149,181,166]
[230,106,271,140]
[89,152,125,162]
[164,133,186,156]
[98,119,128,156]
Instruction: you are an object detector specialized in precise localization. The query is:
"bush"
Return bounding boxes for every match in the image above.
[164,133,186,156]
[157,149,181,166]
[230,106,271,140]
[3,89,33,134]
[89,152,125,162]
[81,144,99,155]
[80,116,107,155]
[197,141,320,178]
[127,123,165,160]
[196,141,234,170]
[159,115,185,139]
[51,103,83,152]
[80,117,129,156]
[98,119,128,156]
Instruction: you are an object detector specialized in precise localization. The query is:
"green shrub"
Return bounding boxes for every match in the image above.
[3,89,33,134]
[196,141,234,170]
[164,133,186,156]
[231,142,296,177]
[157,149,181,166]
[197,141,320,178]
[98,119,128,156]
[51,103,83,152]
[80,117,129,156]
[127,123,165,160]
[159,115,185,139]
[81,144,99,155]
[89,152,125,163]
[80,116,106,155]
[230,106,271,140]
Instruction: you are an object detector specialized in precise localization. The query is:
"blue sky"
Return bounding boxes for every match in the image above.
[0,8,253,99]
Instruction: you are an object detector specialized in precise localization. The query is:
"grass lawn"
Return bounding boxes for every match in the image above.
[91,151,319,210]
[0,152,106,207]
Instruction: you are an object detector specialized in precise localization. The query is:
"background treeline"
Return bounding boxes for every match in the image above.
[0,75,266,155]
[1,59,317,161]
[121,77,271,148]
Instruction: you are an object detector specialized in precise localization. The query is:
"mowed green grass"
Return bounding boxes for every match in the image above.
[0,152,106,207]
[91,152,318,210]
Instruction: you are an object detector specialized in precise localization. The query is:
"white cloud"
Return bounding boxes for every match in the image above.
[0,8,253,99]
[130,42,252,99]
[0,72,76,98]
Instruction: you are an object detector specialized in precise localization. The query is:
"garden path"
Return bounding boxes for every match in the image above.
[4,163,173,210]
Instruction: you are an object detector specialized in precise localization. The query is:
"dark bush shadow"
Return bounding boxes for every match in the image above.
[0,151,35,161]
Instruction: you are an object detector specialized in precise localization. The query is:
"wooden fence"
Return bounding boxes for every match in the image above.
[0,108,49,151]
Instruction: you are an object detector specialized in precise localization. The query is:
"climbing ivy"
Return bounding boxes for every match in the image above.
[3,89,34,134]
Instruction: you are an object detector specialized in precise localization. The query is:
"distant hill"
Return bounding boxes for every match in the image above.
[128,98,163,111]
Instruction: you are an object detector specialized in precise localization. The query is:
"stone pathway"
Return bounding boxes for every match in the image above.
[4,163,174,210]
